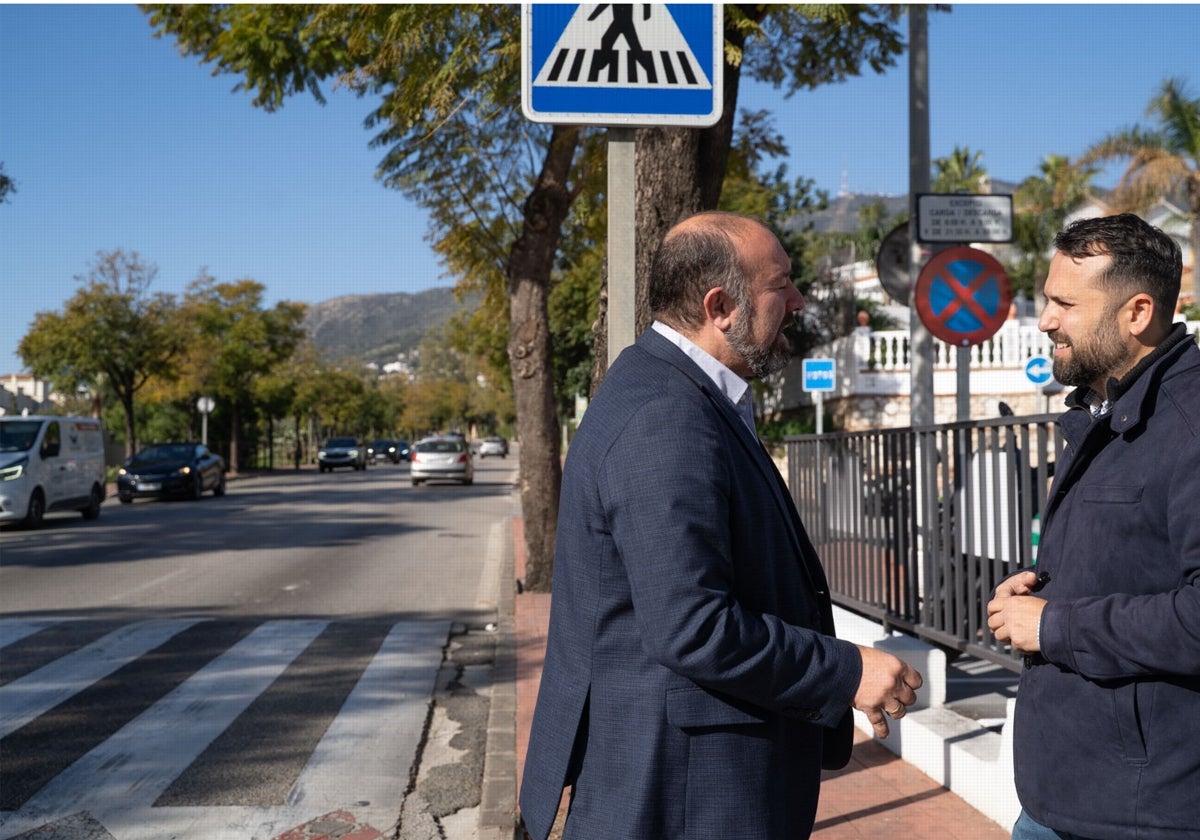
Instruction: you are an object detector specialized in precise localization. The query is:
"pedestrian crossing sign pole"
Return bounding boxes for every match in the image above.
[522,4,723,366]
[522,4,723,127]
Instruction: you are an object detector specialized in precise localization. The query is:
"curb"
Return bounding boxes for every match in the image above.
[477,514,519,840]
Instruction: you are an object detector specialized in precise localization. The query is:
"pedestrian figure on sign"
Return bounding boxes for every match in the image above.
[587,4,655,83]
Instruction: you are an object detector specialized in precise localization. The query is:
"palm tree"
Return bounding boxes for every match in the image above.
[1012,154,1098,299]
[932,146,990,194]
[1084,77,1200,302]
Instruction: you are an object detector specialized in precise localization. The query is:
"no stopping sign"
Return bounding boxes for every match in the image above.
[914,246,1012,346]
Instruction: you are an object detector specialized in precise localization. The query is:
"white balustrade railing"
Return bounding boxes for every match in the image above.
[808,319,1199,402]
[856,321,1056,373]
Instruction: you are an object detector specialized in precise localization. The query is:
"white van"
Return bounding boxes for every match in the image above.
[0,415,108,528]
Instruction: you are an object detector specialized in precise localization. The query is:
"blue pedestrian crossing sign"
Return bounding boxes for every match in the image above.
[522,4,723,127]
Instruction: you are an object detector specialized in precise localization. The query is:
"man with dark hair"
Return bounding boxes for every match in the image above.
[519,211,922,839]
[988,213,1200,840]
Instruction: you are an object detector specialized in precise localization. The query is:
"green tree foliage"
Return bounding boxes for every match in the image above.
[1011,154,1097,298]
[18,250,182,457]
[932,145,989,194]
[181,276,306,471]
[141,3,912,591]
[1083,77,1200,302]
[0,162,15,203]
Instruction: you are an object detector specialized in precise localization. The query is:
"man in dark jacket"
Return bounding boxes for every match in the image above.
[520,212,922,840]
[987,213,1200,840]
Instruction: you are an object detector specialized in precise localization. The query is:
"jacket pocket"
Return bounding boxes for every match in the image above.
[1081,485,1142,504]
[666,685,766,730]
[1110,681,1150,766]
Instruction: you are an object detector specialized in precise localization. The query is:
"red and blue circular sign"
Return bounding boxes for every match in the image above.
[914,246,1012,346]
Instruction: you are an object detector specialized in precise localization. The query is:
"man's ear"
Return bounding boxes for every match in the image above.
[703,287,736,332]
[1126,292,1156,338]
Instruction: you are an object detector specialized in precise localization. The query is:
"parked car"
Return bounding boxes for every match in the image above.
[368,439,403,464]
[478,436,509,458]
[318,437,367,472]
[410,436,474,486]
[117,442,226,503]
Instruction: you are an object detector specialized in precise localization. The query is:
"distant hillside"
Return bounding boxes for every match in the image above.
[303,288,479,366]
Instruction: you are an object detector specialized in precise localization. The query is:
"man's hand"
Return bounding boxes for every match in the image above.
[853,646,923,739]
[987,571,1047,654]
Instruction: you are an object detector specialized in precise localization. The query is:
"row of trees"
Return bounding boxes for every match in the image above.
[18,249,513,467]
[137,3,923,589]
[20,7,1195,590]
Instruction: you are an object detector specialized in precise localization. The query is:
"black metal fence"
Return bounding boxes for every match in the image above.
[786,414,1062,671]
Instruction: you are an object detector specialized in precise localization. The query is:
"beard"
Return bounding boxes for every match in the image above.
[1051,315,1132,389]
[727,303,794,379]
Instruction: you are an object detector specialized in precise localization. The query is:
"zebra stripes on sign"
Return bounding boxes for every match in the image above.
[0,617,448,840]
[523,3,723,127]
[540,44,703,88]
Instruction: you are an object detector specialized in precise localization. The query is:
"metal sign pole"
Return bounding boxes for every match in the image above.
[607,127,636,368]
[908,5,934,426]
[957,346,971,420]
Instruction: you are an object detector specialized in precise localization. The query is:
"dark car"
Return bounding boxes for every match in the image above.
[117,442,226,503]
[368,438,403,464]
[318,437,367,472]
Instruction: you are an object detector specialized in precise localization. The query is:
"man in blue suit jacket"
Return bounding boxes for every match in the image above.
[520,212,922,839]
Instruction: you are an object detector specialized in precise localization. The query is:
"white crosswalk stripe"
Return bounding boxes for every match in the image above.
[0,619,51,650]
[0,618,203,739]
[286,621,448,824]
[0,617,450,840]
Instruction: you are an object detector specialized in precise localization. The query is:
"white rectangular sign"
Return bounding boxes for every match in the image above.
[917,194,1013,243]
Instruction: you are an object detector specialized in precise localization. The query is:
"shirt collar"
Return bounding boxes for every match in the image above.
[651,321,755,433]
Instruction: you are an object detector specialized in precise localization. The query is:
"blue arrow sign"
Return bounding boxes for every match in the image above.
[803,358,836,392]
[522,4,722,127]
[1025,355,1054,385]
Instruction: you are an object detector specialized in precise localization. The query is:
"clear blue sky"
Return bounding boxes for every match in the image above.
[3,3,1198,375]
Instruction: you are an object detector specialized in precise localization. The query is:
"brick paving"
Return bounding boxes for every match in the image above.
[512,517,1009,839]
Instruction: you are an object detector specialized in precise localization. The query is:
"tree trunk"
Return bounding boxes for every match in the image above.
[590,27,748,391]
[229,402,240,474]
[120,390,137,459]
[508,125,579,593]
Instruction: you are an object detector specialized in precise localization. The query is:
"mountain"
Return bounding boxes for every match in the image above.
[302,288,479,366]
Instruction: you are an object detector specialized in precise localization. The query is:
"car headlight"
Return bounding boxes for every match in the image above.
[1,457,27,481]
[348,449,359,457]
[179,466,191,476]
[318,450,328,458]
[118,466,128,476]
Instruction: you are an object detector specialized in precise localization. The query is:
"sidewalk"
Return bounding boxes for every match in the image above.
[504,517,1009,839]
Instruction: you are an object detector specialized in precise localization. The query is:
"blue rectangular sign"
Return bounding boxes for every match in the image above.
[522,4,723,127]
[802,358,836,392]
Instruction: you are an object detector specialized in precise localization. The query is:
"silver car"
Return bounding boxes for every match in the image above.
[318,437,367,472]
[478,436,508,458]
[410,437,474,486]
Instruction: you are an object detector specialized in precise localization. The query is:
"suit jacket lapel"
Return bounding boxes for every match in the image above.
[638,331,824,594]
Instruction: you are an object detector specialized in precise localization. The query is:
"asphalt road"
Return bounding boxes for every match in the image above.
[0,452,520,839]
